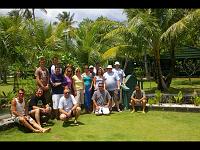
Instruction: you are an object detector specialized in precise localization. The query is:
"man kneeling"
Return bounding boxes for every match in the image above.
[92,82,111,115]
[58,88,81,125]
[130,85,147,113]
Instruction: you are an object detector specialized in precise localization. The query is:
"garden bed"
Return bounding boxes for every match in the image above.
[147,103,200,112]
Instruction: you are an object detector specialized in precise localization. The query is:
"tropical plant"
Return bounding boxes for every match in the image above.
[154,90,163,104]
[123,9,200,92]
[174,91,183,104]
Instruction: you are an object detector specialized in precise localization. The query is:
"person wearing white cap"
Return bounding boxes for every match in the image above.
[113,61,126,85]
[103,65,121,112]
[113,61,126,105]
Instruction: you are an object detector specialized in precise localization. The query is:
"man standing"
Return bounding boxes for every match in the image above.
[92,82,111,115]
[130,85,147,113]
[103,65,121,112]
[113,61,126,105]
[58,88,81,125]
[35,56,51,106]
[50,65,67,120]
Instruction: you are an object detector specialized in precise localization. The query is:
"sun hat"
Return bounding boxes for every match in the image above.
[114,61,120,65]
[107,65,112,69]
[89,65,94,69]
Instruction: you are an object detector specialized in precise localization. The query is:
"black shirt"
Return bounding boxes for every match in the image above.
[28,95,47,111]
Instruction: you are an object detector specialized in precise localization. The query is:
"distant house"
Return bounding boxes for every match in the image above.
[159,46,200,77]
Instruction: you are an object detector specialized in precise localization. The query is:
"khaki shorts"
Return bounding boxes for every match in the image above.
[13,116,34,124]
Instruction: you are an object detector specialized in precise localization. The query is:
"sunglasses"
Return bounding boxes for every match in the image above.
[64,92,70,94]
[19,93,24,95]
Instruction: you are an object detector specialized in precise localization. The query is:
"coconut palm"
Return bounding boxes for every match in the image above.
[124,9,200,91]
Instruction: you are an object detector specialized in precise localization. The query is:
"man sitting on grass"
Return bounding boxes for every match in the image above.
[58,88,81,125]
[130,84,147,113]
[11,88,51,133]
[28,87,52,126]
[92,82,111,115]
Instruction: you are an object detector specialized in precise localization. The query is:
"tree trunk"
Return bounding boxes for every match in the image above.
[123,56,128,72]
[153,39,168,92]
[144,48,149,79]
[166,41,176,88]
[2,68,7,84]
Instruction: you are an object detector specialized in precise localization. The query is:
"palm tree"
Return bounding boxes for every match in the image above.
[9,9,47,21]
[56,11,76,26]
[123,9,200,91]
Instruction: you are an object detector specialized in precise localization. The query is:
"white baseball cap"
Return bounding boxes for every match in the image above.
[107,65,112,69]
[114,61,120,65]
[89,65,94,69]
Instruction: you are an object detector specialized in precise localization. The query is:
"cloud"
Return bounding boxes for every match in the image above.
[0,9,127,26]
[45,9,127,25]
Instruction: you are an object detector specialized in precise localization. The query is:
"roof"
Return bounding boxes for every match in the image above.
[160,46,200,59]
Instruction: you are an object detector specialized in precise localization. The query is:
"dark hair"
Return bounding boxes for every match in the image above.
[135,84,140,88]
[18,88,25,93]
[55,64,61,69]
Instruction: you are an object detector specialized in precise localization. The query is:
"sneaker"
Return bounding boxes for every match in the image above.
[117,109,122,112]
[142,111,146,114]
[74,120,79,126]
[131,109,135,113]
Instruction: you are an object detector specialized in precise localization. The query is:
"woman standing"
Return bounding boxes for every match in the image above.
[82,65,93,113]
[72,67,84,108]
[64,66,75,96]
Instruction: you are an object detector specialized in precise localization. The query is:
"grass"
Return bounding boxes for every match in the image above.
[1,110,200,141]
[143,78,200,94]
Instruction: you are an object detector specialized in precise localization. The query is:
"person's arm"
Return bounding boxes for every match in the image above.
[140,90,146,101]
[105,91,111,107]
[131,91,138,101]
[71,103,78,112]
[72,76,77,93]
[11,98,24,117]
[59,108,70,116]
[94,76,97,89]
[24,100,29,116]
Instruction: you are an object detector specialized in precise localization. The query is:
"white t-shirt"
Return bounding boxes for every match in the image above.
[58,95,77,112]
[103,71,120,91]
[112,68,125,84]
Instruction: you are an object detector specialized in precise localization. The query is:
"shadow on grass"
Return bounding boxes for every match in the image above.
[62,120,85,127]
[42,120,55,127]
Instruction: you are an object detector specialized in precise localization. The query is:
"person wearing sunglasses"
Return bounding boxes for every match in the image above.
[11,88,51,133]
[92,82,111,115]
[58,88,81,125]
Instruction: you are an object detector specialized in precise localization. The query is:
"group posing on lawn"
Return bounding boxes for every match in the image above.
[10,56,147,133]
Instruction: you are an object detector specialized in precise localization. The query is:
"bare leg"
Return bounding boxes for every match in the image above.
[114,90,121,112]
[131,100,136,113]
[142,99,146,113]
[30,109,41,126]
[74,107,81,124]
[19,117,40,133]
[29,118,51,133]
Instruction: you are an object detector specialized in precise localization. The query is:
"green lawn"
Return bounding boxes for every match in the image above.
[1,110,200,141]
[143,78,200,94]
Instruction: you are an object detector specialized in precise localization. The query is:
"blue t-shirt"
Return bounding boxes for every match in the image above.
[50,74,67,94]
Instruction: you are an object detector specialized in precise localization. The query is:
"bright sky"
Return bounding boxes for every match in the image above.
[0,9,127,26]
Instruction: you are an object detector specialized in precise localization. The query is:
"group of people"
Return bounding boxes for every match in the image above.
[10,56,147,133]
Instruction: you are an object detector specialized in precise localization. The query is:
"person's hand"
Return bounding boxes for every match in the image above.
[54,83,61,87]
[96,106,100,110]
[74,91,77,96]
[43,85,49,91]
